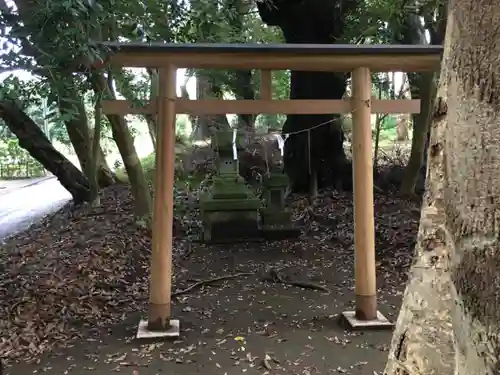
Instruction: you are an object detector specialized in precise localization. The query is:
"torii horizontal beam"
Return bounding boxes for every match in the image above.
[101,99,421,115]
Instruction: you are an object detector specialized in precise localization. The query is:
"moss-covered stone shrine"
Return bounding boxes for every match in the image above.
[200,130,300,242]
[200,130,261,242]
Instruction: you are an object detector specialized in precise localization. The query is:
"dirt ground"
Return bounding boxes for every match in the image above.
[0,183,420,375]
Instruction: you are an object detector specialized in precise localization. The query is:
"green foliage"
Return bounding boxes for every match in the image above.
[0,139,46,178]
[0,0,442,182]
[254,115,283,132]
[115,137,189,183]
[342,114,398,144]
[176,115,190,137]
[0,74,75,146]
[379,117,398,141]
[0,75,73,175]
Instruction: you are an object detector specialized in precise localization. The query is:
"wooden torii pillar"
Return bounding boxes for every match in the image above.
[143,65,179,336]
[97,42,442,335]
[347,67,388,327]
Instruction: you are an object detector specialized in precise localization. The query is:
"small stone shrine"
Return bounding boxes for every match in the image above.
[260,172,300,240]
[200,129,261,242]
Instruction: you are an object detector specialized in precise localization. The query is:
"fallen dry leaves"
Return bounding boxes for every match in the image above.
[0,185,154,362]
[0,174,421,373]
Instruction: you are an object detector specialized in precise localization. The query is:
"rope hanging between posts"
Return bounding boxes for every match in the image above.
[307,129,312,176]
[205,100,372,178]
[203,99,371,142]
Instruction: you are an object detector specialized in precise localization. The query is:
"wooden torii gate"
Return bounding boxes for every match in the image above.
[97,42,442,336]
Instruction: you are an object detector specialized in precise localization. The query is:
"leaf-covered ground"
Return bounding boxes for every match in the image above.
[0,183,421,375]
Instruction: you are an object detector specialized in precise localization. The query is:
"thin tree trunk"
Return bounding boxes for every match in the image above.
[192,72,230,140]
[0,100,91,204]
[400,72,437,195]
[90,73,152,219]
[393,7,435,195]
[373,85,384,168]
[9,0,115,189]
[90,96,103,205]
[385,1,500,373]
[115,68,158,151]
[178,77,197,139]
[146,68,159,149]
[145,117,157,150]
[57,88,115,188]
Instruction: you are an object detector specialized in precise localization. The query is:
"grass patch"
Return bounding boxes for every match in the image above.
[115,152,157,183]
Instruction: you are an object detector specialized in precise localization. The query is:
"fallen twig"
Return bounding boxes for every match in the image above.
[284,280,330,292]
[263,268,330,293]
[172,272,254,297]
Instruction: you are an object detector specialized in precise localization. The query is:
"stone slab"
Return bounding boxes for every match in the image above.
[136,319,180,339]
[338,311,393,331]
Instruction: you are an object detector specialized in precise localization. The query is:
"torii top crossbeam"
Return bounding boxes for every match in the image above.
[96,42,443,72]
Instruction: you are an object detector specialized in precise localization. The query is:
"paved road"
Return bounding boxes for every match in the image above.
[0,177,71,242]
[0,176,51,195]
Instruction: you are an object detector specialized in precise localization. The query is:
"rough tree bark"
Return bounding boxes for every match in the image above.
[0,100,91,204]
[256,0,358,192]
[384,1,500,373]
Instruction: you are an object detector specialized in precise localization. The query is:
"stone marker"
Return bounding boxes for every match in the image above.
[260,172,300,240]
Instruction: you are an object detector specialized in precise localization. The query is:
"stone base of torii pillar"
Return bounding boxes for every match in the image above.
[136,319,181,339]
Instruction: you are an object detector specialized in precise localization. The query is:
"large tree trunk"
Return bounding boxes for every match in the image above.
[224,0,255,131]
[232,70,255,131]
[257,0,357,192]
[384,1,500,373]
[0,100,91,205]
[91,73,152,219]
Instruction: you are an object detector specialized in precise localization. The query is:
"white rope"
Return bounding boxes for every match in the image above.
[232,127,238,160]
[273,134,288,156]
